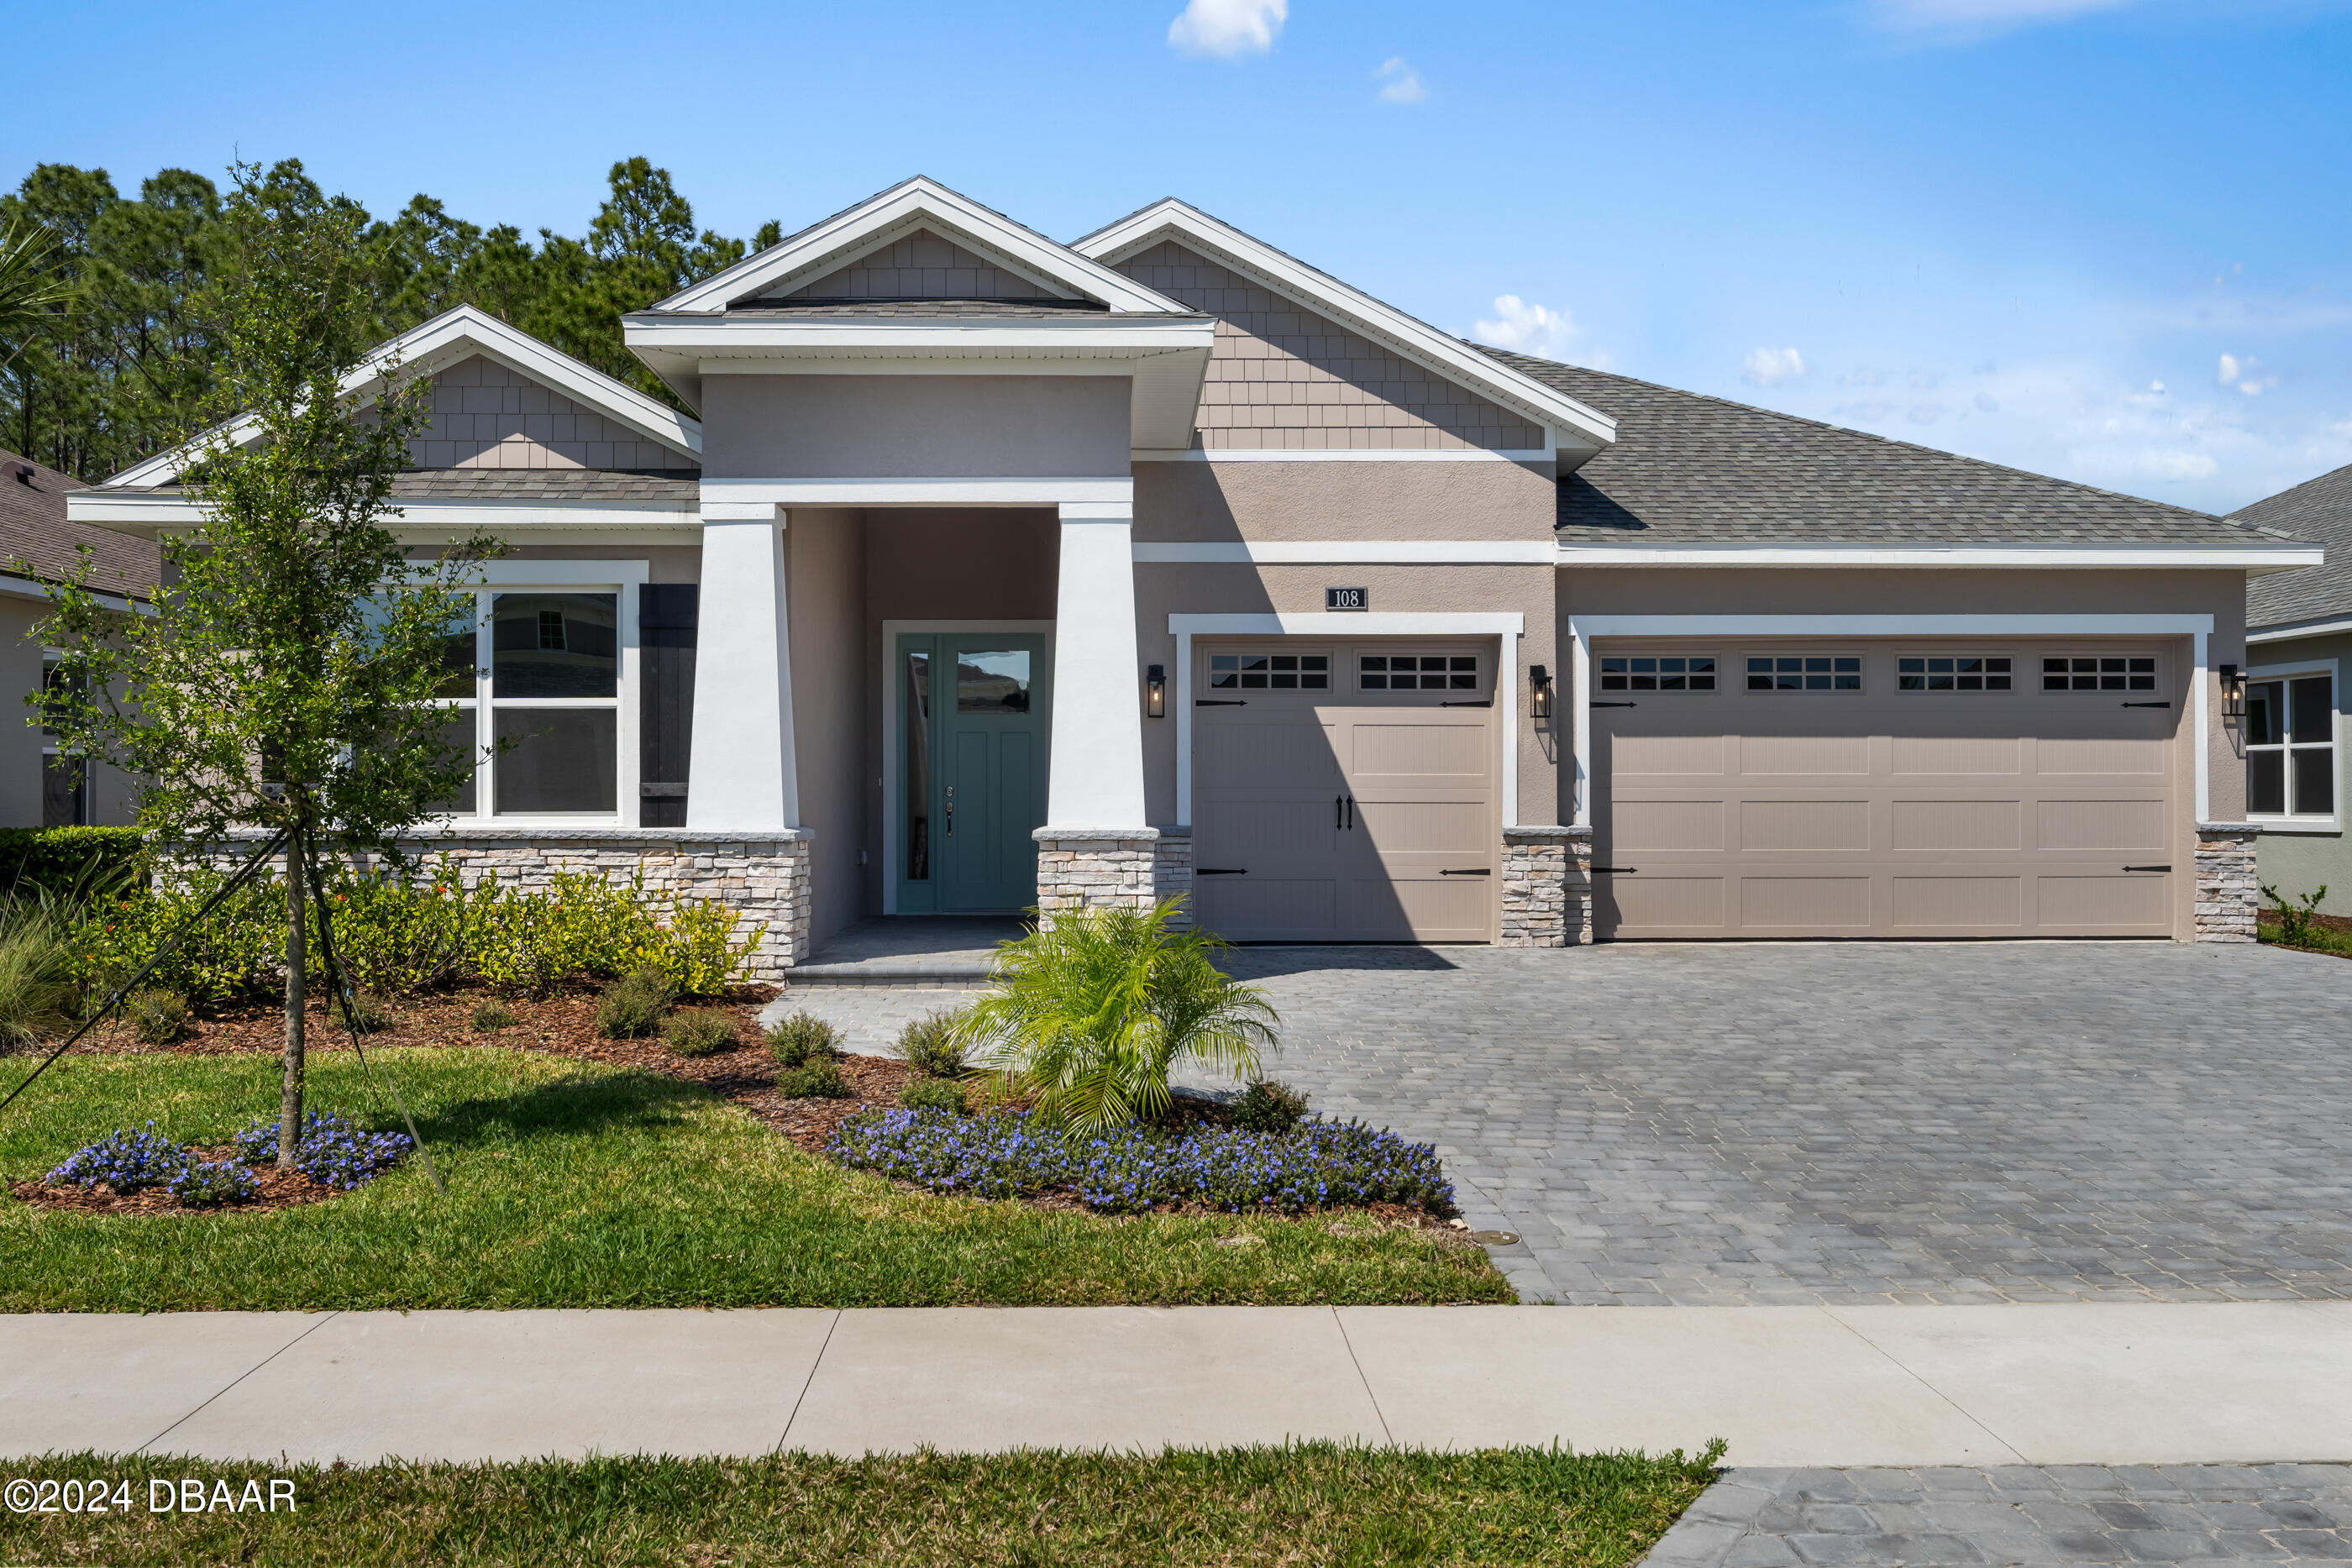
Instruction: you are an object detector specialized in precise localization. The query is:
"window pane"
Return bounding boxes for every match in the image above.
[905,653,931,880]
[957,650,1032,712]
[41,755,86,828]
[2249,749,2286,815]
[2292,747,2335,817]
[2289,677,2333,745]
[426,709,477,815]
[494,709,617,814]
[2247,683,2282,747]
[438,610,480,700]
[492,593,617,698]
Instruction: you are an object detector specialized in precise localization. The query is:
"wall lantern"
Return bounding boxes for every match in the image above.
[1529,664,1554,729]
[2218,662,2245,721]
[1146,663,1166,719]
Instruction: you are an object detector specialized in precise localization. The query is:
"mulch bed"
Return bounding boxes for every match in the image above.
[13,1145,348,1218]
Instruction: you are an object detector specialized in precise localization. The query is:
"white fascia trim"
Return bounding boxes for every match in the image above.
[1137,541,1554,564]
[1131,446,1555,464]
[69,491,697,538]
[2245,653,2344,836]
[627,317,1216,355]
[709,359,1178,376]
[655,178,1191,315]
[109,305,701,486]
[0,574,144,615]
[703,476,1133,507]
[1167,611,1526,830]
[1560,543,2327,570]
[1073,199,1615,453]
[1566,612,2218,826]
[2250,615,2352,643]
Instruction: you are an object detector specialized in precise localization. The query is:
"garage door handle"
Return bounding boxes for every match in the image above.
[2121,701,2170,709]
[1195,699,1247,707]
[1441,699,1492,708]
[2123,864,2171,873]
[1591,701,1638,708]
[1588,867,1638,873]
[1197,868,1247,876]
[1441,868,1492,876]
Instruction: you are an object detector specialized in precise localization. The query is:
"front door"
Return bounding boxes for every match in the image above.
[896,633,1048,913]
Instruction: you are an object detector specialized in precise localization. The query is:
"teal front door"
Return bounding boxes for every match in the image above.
[895,633,1048,913]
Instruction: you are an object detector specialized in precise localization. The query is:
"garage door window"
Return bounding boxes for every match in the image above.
[1210,653,1328,690]
[1361,654,1477,691]
[2247,674,2335,819]
[1898,655,2013,692]
[2043,655,2155,692]
[1600,655,1715,692]
[1746,655,1861,692]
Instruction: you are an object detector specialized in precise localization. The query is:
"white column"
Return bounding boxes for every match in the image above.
[686,502,800,830]
[1045,499,1147,828]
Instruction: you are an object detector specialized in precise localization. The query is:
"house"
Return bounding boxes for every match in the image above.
[0,447,155,828]
[2234,462,2350,916]
[67,177,2321,973]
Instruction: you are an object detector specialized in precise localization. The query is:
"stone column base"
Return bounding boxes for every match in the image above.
[1154,827,1194,929]
[1032,827,1162,926]
[2194,821,2260,943]
[1501,826,1590,947]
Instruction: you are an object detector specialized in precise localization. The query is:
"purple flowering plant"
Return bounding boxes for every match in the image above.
[45,1121,188,1191]
[234,1111,412,1191]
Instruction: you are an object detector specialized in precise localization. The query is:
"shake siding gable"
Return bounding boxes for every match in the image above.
[1112,241,1541,452]
[776,228,1057,302]
[409,354,696,472]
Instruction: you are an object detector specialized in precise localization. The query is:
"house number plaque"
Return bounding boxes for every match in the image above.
[1325,586,1368,611]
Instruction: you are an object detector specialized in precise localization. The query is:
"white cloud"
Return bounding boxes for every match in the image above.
[1373,57,1425,103]
[1167,0,1286,58]
[2218,352,2280,395]
[1472,295,1578,359]
[1742,346,1807,386]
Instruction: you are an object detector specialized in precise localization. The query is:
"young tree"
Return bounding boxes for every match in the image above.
[37,161,496,1167]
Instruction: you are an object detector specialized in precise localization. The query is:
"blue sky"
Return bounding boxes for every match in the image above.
[8,0,2349,513]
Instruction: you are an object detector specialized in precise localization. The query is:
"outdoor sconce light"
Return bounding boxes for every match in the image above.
[2219,663,2245,720]
[1529,664,1554,729]
[1146,663,1166,719]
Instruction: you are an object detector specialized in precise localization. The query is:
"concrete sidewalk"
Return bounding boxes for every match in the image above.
[8,1302,2352,1467]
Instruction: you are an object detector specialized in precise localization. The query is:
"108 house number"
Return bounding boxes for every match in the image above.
[7,1476,297,1514]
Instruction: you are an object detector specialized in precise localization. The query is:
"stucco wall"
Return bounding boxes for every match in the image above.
[407,355,692,472]
[702,375,1130,480]
[786,509,869,944]
[1133,458,1558,543]
[0,595,137,829]
[2250,626,2351,916]
[494,543,704,582]
[777,228,1053,301]
[1560,565,2253,941]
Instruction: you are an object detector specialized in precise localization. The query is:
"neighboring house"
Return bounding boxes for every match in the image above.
[68,178,2320,974]
[2234,463,2352,916]
[0,448,155,828]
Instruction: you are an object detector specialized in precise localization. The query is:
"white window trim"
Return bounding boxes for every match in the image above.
[1168,611,1526,829]
[878,620,1056,916]
[416,559,647,831]
[2246,656,2343,834]
[1567,614,2218,825]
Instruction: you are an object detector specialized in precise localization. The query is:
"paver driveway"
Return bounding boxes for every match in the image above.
[1199,941,2352,1305]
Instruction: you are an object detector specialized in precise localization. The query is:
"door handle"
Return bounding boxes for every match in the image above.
[944,784,953,836]
[1336,794,1344,831]
[1345,795,1354,830]
[1591,701,1639,708]
[1195,699,1247,707]
[1197,868,1247,876]
[1441,699,1492,708]
[2122,864,2171,873]
[1441,868,1492,876]
[1588,867,1639,873]
[2121,701,2171,709]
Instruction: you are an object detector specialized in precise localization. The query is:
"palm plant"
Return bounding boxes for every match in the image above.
[0,218,75,376]
[958,900,1278,1131]
[0,895,74,1049]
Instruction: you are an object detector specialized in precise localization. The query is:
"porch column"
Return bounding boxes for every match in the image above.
[1036,498,1155,923]
[687,502,800,830]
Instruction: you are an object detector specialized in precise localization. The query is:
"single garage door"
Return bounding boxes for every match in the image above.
[1593,642,2180,939]
[1193,643,1498,941]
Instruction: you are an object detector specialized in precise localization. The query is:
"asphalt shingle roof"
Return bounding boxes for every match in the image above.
[1476,348,2281,548]
[0,448,159,595]
[2237,462,2352,629]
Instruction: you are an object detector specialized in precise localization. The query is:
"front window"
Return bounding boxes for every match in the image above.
[2248,673,2336,821]
[428,587,626,820]
[39,652,89,827]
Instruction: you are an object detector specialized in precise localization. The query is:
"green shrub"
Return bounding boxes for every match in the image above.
[776,1058,852,1099]
[470,999,516,1032]
[765,1011,842,1068]
[2263,881,2333,949]
[0,897,72,1047]
[126,989,189,1046]
[1234,1078,1310,1135]
[71,868,283,1008]
[958,901,1280,1131]
[898,1077,967,1115]
[596,968,673,1040]
[898,1009,967,1078]
[318,869,468,995]
[0,826,147,901]
[664,1007,737,1057]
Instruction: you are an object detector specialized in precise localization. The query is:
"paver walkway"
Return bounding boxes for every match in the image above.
[1646,1464,2352,1566]
[776,940,2352,1306]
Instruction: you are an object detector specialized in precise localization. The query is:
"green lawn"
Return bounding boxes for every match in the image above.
[0,1049,1511,1309]
[0,1445,1722,1567]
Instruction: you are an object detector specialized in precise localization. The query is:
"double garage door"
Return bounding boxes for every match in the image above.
[1593,641,2181,939]
[1191,642,1498,942]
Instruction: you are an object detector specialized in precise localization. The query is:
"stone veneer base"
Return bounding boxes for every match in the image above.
[1032,827,1164,926]
[2193,821,2260,943]
[1501,826,1591,947]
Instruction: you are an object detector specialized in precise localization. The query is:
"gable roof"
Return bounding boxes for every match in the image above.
[1482,347,2306,556]
[1074,198,1617,457]
[653,177,1194,317]
[104,304,701,489]
[0,448,159,596]
[2237,462,2352,631]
